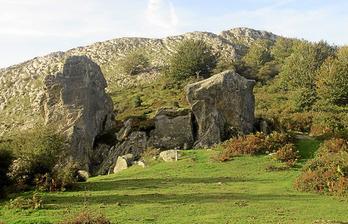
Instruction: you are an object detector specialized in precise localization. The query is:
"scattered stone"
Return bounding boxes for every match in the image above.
[113,154,134,173]
[77,170,90,181]
[160,150,178,162]
[95,131,147,175]
[260,120,270,134]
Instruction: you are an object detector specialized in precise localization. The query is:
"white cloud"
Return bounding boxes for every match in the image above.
[145,0,178,35]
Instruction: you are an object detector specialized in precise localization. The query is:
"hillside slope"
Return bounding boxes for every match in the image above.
[0,27,277,136]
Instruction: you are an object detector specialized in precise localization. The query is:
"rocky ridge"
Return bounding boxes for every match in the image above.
[0,27,277,136]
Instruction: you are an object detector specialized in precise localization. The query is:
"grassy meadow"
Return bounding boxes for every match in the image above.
[1,139,347,224]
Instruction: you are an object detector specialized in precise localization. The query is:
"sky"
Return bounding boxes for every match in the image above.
[0,0,347,68]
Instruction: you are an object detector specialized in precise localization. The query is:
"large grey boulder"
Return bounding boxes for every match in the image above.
[41,56,115,170]
[149,108,194,150]
[184,70,255,148]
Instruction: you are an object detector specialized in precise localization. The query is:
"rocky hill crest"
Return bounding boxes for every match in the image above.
[0,27,277,136]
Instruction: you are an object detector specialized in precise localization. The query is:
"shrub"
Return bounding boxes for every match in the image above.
[119,51,150,75]
[278,112,313,132]
[273,144,300,163]
[6,193,43,210]
[134,95,143,108]
[0,142,14,198]
[264,132,293,153]
[7,128,67,188]
[214,132,293,161]
[35,163,79,192]
[59,210,112,224]
[294,138,348,196]
[168,39,218,80]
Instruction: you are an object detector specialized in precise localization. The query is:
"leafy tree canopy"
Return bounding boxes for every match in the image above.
[119,51,150,75]
[168,39,218,80]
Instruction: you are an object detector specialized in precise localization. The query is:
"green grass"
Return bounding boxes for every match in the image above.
[1,140,347,223]
[108,76,191,121]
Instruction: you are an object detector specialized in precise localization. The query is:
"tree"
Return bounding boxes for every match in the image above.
[119,51,150,75]
[0,142,14,198]
[241,40,273,80]
[280,40,328,89]
[168,39,218,80]
[243,44,272,69]
[316,48,348,106]
[271,37,295,62]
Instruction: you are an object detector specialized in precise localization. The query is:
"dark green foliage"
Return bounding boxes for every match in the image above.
[293,88,317,111]
[280,40,320,89]
[168,39,218,80]
[211,58,235,74]
[134,95,143,108]
[316,49,348,106]
[0,142,14,198]
[243,44,272,69]
[271,37,295,62]
[119,51,150,75]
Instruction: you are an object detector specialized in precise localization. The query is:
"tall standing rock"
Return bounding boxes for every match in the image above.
[41,56,114,170]
[184,70,255,148]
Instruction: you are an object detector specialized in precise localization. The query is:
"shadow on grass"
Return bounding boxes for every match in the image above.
[43,190,314,209]
[42,176,312,209]
[81,176,254,191]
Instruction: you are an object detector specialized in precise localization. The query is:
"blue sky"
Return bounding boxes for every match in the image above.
[0,0,347,68]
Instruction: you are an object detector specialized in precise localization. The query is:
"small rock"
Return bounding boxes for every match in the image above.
[77,170,91,181]
[159,150,178,162]
[113,154,134,173]
[137,160,147,168]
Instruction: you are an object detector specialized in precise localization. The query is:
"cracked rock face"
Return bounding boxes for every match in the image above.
[41,56,114,169]
[185,70,256,148]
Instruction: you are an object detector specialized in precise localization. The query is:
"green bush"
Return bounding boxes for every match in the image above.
[7,128,67,188]
[119,51,150,75]
[168,39,218,80]
[294,138,348,196]
[0,142,14,198]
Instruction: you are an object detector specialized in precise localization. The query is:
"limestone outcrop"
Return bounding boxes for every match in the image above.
[41,56,115,169]
[185,70,256,148]
[149,108,194,150]
[94,131,147,175]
